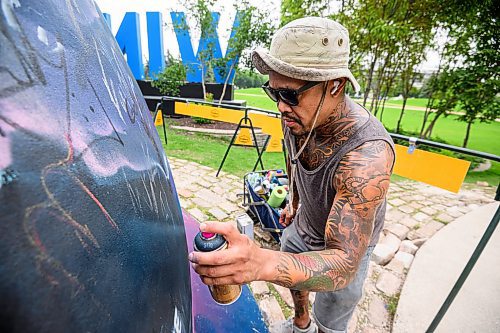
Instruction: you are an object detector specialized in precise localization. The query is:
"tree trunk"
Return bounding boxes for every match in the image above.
[201,65,207,100]
[363,46,379,106]
[463,119,473,148]
[420,96,434,137]
[396,97,408,133]
[218,62,235,105]
[423,111,442,139]
[379,88,390,121]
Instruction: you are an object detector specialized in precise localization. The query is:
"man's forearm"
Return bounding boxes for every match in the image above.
[258,247,361,292]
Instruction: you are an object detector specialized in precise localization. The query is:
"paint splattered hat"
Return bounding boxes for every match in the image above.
[252,17,361,92]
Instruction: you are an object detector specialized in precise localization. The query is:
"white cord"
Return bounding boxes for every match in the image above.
[287,82,328,216]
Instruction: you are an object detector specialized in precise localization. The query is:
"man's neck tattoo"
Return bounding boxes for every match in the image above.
[296,98,368,170]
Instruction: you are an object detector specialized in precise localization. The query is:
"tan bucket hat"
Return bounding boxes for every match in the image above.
[252,17,361,92]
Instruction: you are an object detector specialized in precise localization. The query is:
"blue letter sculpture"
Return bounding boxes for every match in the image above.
[115,12,144,80]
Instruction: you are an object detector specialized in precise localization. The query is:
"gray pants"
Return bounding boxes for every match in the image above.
[280,223,374,333]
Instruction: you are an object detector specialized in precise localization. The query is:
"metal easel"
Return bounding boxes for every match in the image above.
[216,110,264,177]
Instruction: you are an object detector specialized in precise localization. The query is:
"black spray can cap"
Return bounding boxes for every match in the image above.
[194,232,227,252]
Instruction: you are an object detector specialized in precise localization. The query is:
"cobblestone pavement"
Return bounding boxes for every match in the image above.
[168,157,496,333]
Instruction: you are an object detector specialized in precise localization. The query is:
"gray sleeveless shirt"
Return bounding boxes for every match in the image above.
[285,110,395,250]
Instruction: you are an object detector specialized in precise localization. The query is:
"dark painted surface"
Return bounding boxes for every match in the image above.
[183,212,269,333]
[0,1,191,332]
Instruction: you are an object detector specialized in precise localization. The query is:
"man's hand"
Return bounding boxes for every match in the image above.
[279,204,295,227]
[189,222,267,286]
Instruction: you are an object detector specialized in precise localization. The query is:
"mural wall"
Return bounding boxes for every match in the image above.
[0,1,191,332]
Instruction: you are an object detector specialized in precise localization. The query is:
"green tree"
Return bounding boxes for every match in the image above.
[215,0,274,104]
[179,0,218,100]
[151,55,187,97]
[420,0,499,144]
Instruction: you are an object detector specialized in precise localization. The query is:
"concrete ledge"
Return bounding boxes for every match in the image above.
[393,202,500,332]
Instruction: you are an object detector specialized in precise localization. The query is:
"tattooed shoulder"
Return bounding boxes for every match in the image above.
[333,140,394,204]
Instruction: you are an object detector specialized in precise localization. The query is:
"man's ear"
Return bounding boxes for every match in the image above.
[330,78,348,97]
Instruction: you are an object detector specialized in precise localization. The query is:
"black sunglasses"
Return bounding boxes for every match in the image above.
[262,81,322,106]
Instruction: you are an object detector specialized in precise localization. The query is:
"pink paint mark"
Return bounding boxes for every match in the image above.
[76,179,119,230]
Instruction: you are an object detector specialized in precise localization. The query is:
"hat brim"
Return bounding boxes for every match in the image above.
[252,49,361,92]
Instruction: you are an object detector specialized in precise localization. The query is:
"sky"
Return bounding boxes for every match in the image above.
[94,0,439,72]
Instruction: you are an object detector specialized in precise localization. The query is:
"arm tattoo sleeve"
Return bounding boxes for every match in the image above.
[274,140,394,291]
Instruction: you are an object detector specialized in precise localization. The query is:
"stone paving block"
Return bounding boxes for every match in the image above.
[179,199,192,209]
[205,177,219,184]
[383,223,410,240]
[432,203,447,211]
[190,197,212,208]
[177,188,193,198]
[399,216,419,229]
[413,212,430,222]
[412,238,428,247]
[371,244,395,266]
[197,188,224,204]
[273,284,294,308]
[380,233,401,253]
[398,205,415,214]
[208,207,229,221]
[408,202,424,210]
[196,180,212,188]
[388,198,406,206]
[385,258,405,275]
[198,165,213,171]
[259,296,285,325]
[173,158,188,164]
[410,221,444,239]
[420,206,437,216]
[457,206,471,214]
[436,212,454,223]
[399,240,418,255]
[218,201,241,214]
[185,183,202,192]
[250,281,269,296]
[368,295,389,327]
[446,206,463,218]
[385,210,407,223]
[224,191,240,203]
[188,208,207,222]
[376,271,401,297]
[394,251,414,269]
[411,194,426,201]
[211,186,226,195]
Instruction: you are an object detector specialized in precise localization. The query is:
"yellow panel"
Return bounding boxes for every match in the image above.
[235,128,254,146]
[175,102,242,124]
[175,102,285,152]
[393,144,470,193]
[154,110,163,126]
[265,136,283,152]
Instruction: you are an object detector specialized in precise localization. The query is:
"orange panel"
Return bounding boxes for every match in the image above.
[393,144,470,193]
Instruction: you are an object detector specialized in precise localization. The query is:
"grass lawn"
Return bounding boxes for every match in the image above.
[158,126,499,186]
[235,88,500,156]
[161,127,286,177]
[383,97,430,108]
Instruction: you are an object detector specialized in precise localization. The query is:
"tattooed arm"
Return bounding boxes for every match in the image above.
[267,140,394,291]
[190,140,393,291]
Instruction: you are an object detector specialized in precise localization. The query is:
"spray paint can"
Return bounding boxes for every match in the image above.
[193,231,242,305]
